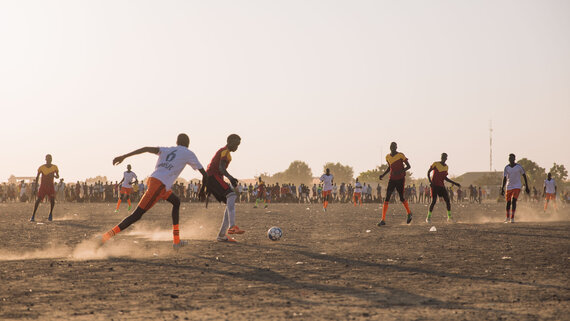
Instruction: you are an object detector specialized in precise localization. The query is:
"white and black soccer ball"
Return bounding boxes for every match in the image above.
[267,226,282,241]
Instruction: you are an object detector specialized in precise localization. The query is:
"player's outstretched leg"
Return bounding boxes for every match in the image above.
[102,207,147,243]
[30,198,42,222]
[48,197,55,221]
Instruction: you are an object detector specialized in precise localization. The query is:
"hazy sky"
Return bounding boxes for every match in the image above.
[1,0,569,183]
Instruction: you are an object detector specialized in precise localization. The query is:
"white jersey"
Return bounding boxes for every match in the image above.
[320,174,334,191]
[503,164,525,190]
[150,146,203,191]
[121,171,138,188]
[354,182,363,193]
[544,179,556,194]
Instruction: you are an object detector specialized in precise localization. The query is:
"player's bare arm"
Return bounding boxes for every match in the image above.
[113,147,160,165]
[54,169,59,180]
[501,177,507,195]
[379,166,390,180]
[445,177,460,187]
[523,174,530,194]
[427,167,433,185]
[219,159,238,187]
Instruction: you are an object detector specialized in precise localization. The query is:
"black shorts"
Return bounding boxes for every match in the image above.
[431,186,448,198]
[206,175,232,203]
[385,179,405,201]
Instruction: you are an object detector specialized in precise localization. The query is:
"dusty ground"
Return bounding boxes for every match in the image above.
[0,200,569,320]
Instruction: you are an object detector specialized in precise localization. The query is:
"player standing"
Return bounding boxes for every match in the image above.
[353,178,363,206]
[202,134,244,242]
[426,153,461,223]
[378,142,412,226]
[254,177,268,209]
[543,173,557,211]
[320,168,334,211]
[115,164,138,212]
[30,154,59,222]
[101,134,207,249]
[501,153,530,223]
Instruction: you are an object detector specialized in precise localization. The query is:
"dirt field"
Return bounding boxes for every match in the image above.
[0,200,568,320]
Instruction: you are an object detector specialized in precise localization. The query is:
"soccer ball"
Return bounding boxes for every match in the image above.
[267,226,282,241]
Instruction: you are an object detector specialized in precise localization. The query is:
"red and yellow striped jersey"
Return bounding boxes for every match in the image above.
[386,153,407,180]
[38,164,58,187]
[430,162,448,187]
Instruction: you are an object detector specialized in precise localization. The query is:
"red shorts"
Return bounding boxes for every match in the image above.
[120,187,133,195]
[37,184,55,200]
[322,190,331,198]
[505,189,520,202]
[137,177,172,211]
[353,192,362,198]
[545,193,556,200]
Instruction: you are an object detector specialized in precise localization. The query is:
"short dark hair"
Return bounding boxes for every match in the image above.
[227,134,241,143]
[509,153,515,158]
[177,133,190,147]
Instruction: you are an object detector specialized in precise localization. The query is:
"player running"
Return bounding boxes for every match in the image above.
[378,142,412,226]
[254,177,268,209]
[101,134,207,249]
[543,173,557,211]
[115,164,138,213]
[30,154,60,222]
[353,178,363,206]
[320,168,334,211]
[426,153,461,223]
[202,134,244,242]
[501,153,530,223]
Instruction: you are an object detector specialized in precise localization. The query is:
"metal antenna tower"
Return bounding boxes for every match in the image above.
[489,120,493,171]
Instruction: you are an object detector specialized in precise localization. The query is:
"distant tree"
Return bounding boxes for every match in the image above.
[549,163,568,182]
[358,164,388,185]
[517,158,546,189]
[280,161,313,185]
[323,162,354,184]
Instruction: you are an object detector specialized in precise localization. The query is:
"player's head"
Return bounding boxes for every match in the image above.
[177,133,190,147]
[441,153,448,162]
[127,164,132,171]
[390,142,397,153]
[227,134,241,152]
[508,153,516,164]
[547,172,552,179]
[45,154,52,164]
[356,178,359,182]
[326,168,330,175]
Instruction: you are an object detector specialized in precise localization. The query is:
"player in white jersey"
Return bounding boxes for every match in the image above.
[353,178,363,206]
[501,153,530,223]
[102,134,207,249]
[543,173,557,211]
[319,168,334,211]
[115,164,138,212]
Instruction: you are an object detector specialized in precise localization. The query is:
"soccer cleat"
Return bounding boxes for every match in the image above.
[323,208,327,212]
[504,218,510,223]
[114,209,119,213]
[253,205,258,209]
[29,217,35,222]
[173,240,189,250]
[510,218,515,223]
[128,205,132,211]
[216,235,237,242]
[425,217,431,224]
[48,215,53,222]
[407,213,413,224]
[377,220,386,226]
[264,205,268,209]
[227,225,245,234]
[447,217,454,223]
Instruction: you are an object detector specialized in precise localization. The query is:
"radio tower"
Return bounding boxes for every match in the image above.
[489,120,493,171]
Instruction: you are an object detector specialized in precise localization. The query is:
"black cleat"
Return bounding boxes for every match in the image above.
[407,213,412,224]
[377,220,386,226]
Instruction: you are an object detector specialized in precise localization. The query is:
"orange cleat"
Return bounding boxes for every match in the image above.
[227,225,246,234]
